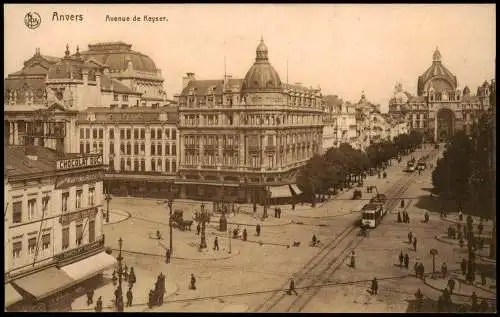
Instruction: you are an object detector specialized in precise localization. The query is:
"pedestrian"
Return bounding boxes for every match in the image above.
[442,288,451,309]
[87,288,94,306]
[419,263,425,281]
[126,287,133,307]
[459,210,463,222]
[350,251,356,268]
[441,262,448,279]
[413,237,417,251]
[123,264,129,280]
[274,207,278,218]
[397,211,402,223]
[447,278,455,295]
[243,228,247,241]
[196,223,201,235]
[288,278,298,295]
[95,296,103,312]
[407,212,411,223]
[471,292,478,312]
[256,224,261,236]
[128,267,136,287]
[213,236,219,251]
[253,204,257,214]
[424,212,429,223]
[148,289,154,308]
[404,253,409,269]
[478,223,484,235]
[481,271,486,286]
[278,207,282,219]
[399,251,404,267]
[190,274,197,290]
[371,277,378,295]
[312,234,317,247]
[401,199,405,208]
[156,230,162,240]
[165,248,171,264]
[414,262,420,277]
[408,231,413,244]
[461,258,467,276]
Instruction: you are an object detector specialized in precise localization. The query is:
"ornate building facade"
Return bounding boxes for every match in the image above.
[175,38,324,204]
[388,48,493,142]
[4,43,179,198]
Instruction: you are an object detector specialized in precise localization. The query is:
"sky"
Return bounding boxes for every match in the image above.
[4,4,496,112]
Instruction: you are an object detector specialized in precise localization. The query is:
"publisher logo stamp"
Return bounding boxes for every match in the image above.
[24,12,41,29]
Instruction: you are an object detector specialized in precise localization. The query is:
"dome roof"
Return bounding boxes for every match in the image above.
[241,37,282,93]
[417,47,457,95]
[78,42,158,73]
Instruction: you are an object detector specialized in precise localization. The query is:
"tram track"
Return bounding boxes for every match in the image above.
[254,148,439,312]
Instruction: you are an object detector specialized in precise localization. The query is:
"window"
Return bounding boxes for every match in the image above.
[99,129,103,139]
[120,129,125,139]
[109,128,114,139]
[88,187,95,206]
[151,144,156,155]
[93,129,98,139]
[13,201,22,224]
[140,143,145,154]
[165,145,170,155]
[120,158,125,170]
[42,233,50,250]
[268,135,274,146]
[151,129,156,139]
[120,143,125,154]
[141,159,145,171]
[62,192,69,212]
[80,142,85,153]
[165,159,170,172]
[158,129,162,139]
[62,227,69,250]
[172,144,176,156]
[76,190,82,209]
[134,129,139,139]
[42,196,49,212]
[126,143,131,155]
[114,94,119,101]
[140,129,145,139]
[28,198,36,220]
[76,224,83,246]
[110,142,114,154]
[86,128,90,139]
[123,95,129,101]
[89,220,95,243]
[157,144,162,155]
[109,158,114,171]
[80,128,84,139]
[126,129,131,139]
[165,129,170,139]
[13,241,22,259]
[86,143,90,153]
[151,159,156,171]
[134,159,139,171]
[134,143,139,155]
[28,237,37,255]
[172,160,177,173]
[157,159,162,171]
[172,130,176,140]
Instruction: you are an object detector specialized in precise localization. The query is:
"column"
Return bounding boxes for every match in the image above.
[13,122,18,145]
[145,128,151,171]
[434,112,438,142]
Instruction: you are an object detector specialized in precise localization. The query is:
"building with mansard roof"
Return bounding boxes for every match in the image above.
[389,47,493,142]
[175,38,324,205]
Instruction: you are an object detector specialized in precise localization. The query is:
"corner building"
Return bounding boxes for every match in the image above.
[176,38,324,204]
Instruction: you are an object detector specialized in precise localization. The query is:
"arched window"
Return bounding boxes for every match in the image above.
[134,159,139,171]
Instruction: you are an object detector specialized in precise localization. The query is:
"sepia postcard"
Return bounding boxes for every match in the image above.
[3,3,496,313]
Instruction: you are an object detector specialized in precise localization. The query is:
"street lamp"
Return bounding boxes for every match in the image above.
[199,204,208,250]
[115,237,124,312]
[105,192,112,223]
[164,197,174,256]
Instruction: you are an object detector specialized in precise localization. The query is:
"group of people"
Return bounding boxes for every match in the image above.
[273,207,283,218]
[408,231,418,251]
[397,210,411,224]
[112,266,137,288]
[148,273,167,308]
[398,251,410,269]
[413,261,426,280]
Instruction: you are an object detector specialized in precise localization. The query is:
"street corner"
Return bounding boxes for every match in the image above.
[103,209,131,225]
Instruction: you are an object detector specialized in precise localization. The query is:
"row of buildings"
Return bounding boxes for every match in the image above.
[3,39,494,311]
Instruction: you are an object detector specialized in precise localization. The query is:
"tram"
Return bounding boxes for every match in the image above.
[360,203,384,228]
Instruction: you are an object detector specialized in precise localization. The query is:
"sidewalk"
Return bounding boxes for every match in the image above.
[71,268,179,312]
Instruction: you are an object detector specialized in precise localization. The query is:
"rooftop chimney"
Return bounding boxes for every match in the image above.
[182,72,196,90]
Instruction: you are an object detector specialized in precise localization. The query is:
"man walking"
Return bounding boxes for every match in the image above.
[288,278,298,295]
[399,251,404,267]
[350,251,356,268]
[413,237,417,251]
[404,253,410,269]
[165,248,171,264]
[86,288,94,306]
[95,296,103,312]
[447,278,455,295]
[243,228,248,241]
[397,211,402,223]
[371,277,378,295]
[256,224,261,236]
[408,231,413,244]
[126,287,133,307]
[196,223,201,236]
[441,262,448,279]
[190,274,197,290]
[213,236,219,251]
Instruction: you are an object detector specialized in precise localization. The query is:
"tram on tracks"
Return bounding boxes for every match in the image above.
[360,203,384,228]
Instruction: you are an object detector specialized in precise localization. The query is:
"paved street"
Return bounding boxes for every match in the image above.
[78,146,496,312]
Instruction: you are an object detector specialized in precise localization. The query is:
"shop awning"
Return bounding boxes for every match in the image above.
[60,252,117,282]
[290,184,303,195]
[269,185,292,198]
[12,267,74,300]
[5,283,23,307]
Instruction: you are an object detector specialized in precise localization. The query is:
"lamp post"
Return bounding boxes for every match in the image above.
[228,225,232,254]
[105,192,112,223]
[199,204,208,250]
[164,197,174,255]
[115,237,124,312]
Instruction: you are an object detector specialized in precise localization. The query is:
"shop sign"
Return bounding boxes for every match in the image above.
[55,170,104,189]
[54,235,104,263]
[59,207,98,226]
[56,154,103,171]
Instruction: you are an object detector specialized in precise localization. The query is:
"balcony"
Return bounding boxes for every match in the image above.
[223,144,238,151]
[248,145,260,152]
[185,144,197,150]
[265,145,276,152]
[204,144,217,151]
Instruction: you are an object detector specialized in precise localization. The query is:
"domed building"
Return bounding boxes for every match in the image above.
[389,47,493,142]
[175,38,324,206]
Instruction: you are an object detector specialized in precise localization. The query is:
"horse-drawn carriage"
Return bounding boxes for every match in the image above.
[171,210,194,231]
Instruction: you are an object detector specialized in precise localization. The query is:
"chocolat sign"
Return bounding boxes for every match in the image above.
[56,154,103,170]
